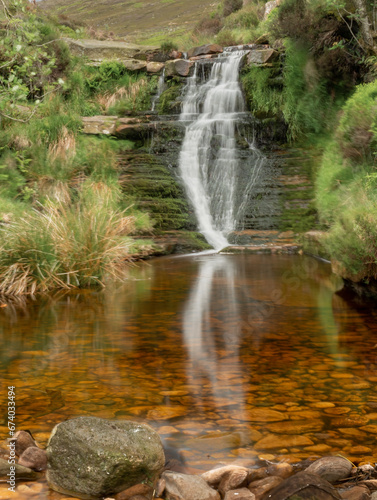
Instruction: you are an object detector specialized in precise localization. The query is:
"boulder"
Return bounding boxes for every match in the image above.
[18,447,47,471]
[202,465,251,487]
[341,485,370,500]
[247,49,279,65]
[46,416,165,499]
[146,62,165,73]
[123,60,148,71]
[187,44,223,59]
[267,471,342,500]
[82,116,118,135]
[162,471,220,500]
[248,476,283,499]
[63,38,158,62]
[165,59,194,77]
[305,456,353,484]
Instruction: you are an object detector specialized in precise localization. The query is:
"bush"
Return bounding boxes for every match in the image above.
[193,15,223,36]
[0,184,134,295]
[223,0,243,17]
[216,29,242,47]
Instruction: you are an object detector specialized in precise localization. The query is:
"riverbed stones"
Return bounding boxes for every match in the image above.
[162,471,221,500]
[305,456,353,484]
[46,416,165,499]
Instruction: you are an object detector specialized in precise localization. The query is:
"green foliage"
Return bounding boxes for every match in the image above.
[156,82,183,114]
[282,42,332,140]
[316,80,377,279]
[160,41,178,53]
[241,66,283,117]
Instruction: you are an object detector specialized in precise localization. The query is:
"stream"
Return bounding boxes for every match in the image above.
[1,253,377,499]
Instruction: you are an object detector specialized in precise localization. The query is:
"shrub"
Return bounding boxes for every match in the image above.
[193,15,223,36]
[160,41,178,53]
[216,29,242,47]
[223,0,243,17]
[0,184,135,295]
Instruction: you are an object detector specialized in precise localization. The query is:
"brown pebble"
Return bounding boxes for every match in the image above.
[11,430,37,456]
[18,447,47,471]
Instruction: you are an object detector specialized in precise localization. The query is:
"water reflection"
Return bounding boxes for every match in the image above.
[1,254,377,480]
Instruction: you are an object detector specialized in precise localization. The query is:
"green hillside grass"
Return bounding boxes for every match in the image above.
[39,0,221,44]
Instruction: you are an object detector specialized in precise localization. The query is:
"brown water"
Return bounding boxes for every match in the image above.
[1,253,377,498]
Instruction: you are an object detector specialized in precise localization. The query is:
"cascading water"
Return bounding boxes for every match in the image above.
[178,49,261,250]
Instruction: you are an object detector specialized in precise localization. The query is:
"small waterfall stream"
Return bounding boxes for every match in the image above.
[178,49,262,250]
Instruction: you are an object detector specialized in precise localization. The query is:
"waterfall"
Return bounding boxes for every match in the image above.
[151,68,166,112]
[178,50,253,250]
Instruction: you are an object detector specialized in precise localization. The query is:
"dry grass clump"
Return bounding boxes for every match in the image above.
[0,185,135,296]
[48,126,76,163]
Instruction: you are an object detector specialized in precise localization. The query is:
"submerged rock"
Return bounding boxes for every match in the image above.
[46,416,165,499]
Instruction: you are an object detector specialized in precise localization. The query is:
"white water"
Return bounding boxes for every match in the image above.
[178,50,249,250]
[151,68,166,112]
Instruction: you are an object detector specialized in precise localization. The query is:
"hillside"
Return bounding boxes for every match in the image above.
[39,0,220,44]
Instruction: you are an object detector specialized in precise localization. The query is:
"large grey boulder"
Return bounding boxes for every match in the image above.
[46,416,165,500]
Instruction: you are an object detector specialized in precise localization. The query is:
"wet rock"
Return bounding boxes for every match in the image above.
[341,485,370,500]
[267,463,293,479]
[165,59,194,77]
[248,476,283,499]
[187,44,223,59]
[46,416,165,499]
[202,465,250,487]
[18,447,47,471]
[219,469,250,495]
[224,488,256,500]
[11,430,37,456]
[162,471,220,500]
[155,478,166,498]
[247,49,279,65]
[268,471,342,500]
[305,456,353,484]
[114,484,153,500]
[0,458,39,480]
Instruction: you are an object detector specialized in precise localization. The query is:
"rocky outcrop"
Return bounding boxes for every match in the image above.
[187,44,223,59]
[264,0,283,19]
[247,48,279,65]
[63,38,159,61]
[46,416,165,499]
[82,115,155,140]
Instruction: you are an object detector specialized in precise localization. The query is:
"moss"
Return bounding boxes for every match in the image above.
[156,82,184,115]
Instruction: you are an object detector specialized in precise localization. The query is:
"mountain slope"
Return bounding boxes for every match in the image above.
[40,0,219,44]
